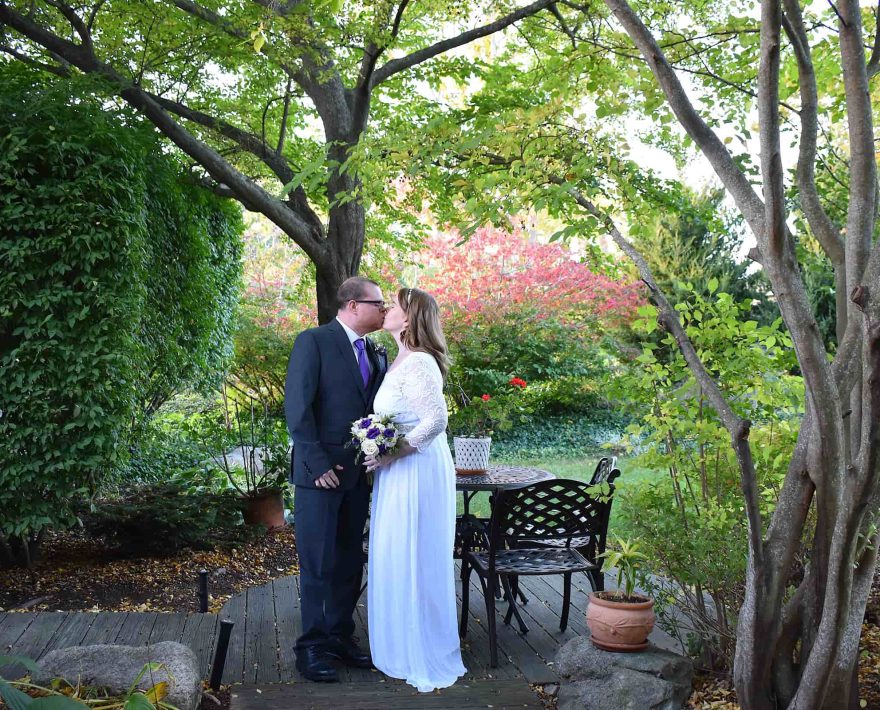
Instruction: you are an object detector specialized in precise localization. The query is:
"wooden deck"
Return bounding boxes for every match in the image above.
[1,563,676,708]
[217,565,584,686]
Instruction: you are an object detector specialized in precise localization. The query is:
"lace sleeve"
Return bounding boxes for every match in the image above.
[400,354,448,451]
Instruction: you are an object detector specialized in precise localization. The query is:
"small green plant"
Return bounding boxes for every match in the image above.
[206,402,290,497]
[599,537,649,600]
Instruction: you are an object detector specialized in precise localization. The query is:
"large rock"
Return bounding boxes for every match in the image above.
[34,641,201,710]
[556,636,693,710]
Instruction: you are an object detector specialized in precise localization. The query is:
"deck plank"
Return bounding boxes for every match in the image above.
[245,582,280,684]
[273,577,299,683]
[1,612,67,679]
[220,587,247,684]
[80,612,129,646]
[0,612,37,655]
[180,613,219,679]
[148,612,190,645]
[115,612,159,647]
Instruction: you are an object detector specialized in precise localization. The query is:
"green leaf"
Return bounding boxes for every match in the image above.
[0,680,33,710]
[123,694,157,710]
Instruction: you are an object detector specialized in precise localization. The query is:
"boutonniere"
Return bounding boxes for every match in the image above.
[371,341,388,364]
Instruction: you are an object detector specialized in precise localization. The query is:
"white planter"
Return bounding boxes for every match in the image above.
[453,436,492,473]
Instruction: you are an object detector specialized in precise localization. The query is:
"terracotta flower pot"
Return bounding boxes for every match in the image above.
[243,487,286,531]
[586,591,655,652]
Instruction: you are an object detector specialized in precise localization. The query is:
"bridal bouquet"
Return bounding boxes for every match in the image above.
[349,414,399,464]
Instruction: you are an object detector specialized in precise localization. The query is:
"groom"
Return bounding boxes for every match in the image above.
[284,276,388,682]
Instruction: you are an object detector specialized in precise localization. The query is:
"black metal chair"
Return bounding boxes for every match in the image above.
[521,458,621,592]
[588,456,621,486]
[459,479,614,667]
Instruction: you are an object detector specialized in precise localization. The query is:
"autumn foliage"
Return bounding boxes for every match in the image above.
[416,227,645,404]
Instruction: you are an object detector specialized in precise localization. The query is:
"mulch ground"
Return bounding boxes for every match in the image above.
[3,528,879,709]
[0,525,298,614]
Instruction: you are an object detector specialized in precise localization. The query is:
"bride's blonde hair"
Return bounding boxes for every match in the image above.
[399,287,450,381]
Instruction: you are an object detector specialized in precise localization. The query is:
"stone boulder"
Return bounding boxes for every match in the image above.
[34,641,201,710]
[556,636,693,710]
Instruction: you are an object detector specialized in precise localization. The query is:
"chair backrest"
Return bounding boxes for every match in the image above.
[589,457,621,486]
[487,479,614,563]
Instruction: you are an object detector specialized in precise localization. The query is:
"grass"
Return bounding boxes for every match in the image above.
[456,451,661,525]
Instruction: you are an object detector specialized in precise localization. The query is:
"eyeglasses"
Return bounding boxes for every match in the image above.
[353,300,388,310]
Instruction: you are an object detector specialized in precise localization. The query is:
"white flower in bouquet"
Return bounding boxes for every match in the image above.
[362,439,379,456]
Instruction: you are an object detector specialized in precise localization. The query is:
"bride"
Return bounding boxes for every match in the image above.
[363,287,466,692]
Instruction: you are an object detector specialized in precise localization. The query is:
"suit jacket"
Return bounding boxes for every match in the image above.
[284,319,387,490]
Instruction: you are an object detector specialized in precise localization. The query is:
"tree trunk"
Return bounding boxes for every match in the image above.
[315,131,366,325]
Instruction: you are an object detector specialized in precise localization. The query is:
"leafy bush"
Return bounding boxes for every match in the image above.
[0,67,242,566]
[81,482,245,556]
[415,227,645,417]
[486,412,629,460]
[611,285,802,669]
[138,166,243,418]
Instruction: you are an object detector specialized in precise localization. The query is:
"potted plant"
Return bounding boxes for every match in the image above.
[212,403,291,530]
[447,377,529,473]
[586,537,655,652]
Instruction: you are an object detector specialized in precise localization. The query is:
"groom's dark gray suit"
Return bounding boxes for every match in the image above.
[284,318,387,655]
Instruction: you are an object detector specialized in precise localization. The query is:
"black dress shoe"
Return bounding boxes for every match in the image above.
[296,647,339,682]
[324,636,373,669]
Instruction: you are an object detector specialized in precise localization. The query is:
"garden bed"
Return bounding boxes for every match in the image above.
[0,526,298,614]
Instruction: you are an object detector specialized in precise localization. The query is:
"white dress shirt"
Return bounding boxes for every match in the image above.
[336,317,373,375]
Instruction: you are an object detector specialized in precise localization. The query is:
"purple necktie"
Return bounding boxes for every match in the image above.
[354,338,370,387]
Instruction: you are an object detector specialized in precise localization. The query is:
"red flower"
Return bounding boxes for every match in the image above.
[481,394,491,401]
[509,377,527,388]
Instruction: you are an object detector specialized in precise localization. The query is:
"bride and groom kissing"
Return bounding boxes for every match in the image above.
[284,276,466,692]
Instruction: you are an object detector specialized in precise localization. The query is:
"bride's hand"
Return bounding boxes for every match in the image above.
[364,453,392,473]
[364,440,416,472]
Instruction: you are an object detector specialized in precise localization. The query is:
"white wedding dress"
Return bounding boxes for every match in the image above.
[368,351,466,692]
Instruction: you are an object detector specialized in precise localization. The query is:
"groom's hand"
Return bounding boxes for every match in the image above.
[315,465,343,489]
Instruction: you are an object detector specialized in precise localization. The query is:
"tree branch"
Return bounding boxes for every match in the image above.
[371,0,556,87]
[356,0,410,91]
[0,1,328,263]
[165,0,308,88]
[867,0,880,77]
[758,0,786,263]
[839,0,877,299]
[43,0,90,48]
[86,0,106,33]
[145,91,292,182]
[277,76,292,154]
[602,0,767,238]
[781,2,845,267]
[0,43,68,75]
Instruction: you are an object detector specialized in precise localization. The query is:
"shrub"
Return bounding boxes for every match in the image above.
[138,168,243,418]
[416,227,645,417]
[81,482,245,556]
[0,67,242,566]
[486,412,630,460]
[611,285,802,669]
